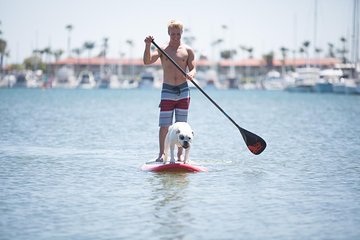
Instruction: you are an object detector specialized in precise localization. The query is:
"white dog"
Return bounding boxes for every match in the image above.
[164,122,194,164]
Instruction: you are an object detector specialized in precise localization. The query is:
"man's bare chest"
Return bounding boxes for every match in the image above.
[162,48,188,64]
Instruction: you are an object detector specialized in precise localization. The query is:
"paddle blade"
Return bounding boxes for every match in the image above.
[239,128,267,155]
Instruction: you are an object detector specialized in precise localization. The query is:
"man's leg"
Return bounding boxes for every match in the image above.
[157,126,169,161]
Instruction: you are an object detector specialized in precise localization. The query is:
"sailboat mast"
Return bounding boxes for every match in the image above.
[313,0,318,57]
[352,0,359,78]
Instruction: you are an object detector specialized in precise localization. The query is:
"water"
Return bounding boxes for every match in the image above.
[1,88,360,240]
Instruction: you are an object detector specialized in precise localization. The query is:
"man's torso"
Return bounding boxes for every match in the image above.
[160,44,189,86]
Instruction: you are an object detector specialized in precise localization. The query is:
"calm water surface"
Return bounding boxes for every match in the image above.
[1,89,360,240]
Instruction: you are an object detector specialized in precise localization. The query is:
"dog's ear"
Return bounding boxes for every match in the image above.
[176,130,180,134]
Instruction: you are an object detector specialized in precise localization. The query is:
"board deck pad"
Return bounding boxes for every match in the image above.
[141,161,207,173]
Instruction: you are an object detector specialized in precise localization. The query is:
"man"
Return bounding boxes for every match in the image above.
[143,20,196,162]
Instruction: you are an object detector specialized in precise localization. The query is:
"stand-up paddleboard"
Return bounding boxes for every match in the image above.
[141,161,207,173]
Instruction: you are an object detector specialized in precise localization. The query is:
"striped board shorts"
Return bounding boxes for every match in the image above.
[159,82,190,126]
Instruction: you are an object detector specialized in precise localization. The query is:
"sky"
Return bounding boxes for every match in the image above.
[0,0,356,64]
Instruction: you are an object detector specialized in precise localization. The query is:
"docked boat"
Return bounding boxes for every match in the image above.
[12,73,28,88]
[314,69,343,93]
[285,67,320,93]
[138,68,161,88]
[262,70,287,90]
[98,75,111,89]
[138,71,154,88]
[344,78,359,94]
[77,70,96,89]
[53,66,77,88]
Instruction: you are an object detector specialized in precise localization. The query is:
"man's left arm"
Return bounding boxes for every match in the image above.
[186,48,196,80]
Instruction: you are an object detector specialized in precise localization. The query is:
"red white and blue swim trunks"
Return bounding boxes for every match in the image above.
[159,82,190,126]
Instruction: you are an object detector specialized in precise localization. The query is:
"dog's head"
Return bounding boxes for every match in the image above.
[176,129,194,149]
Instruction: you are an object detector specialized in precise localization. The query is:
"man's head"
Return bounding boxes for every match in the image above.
[168,20,183,43]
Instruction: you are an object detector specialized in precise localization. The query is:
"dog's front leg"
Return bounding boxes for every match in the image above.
[184,147,190,164]
[164,139,170,164]
[170,144,176,163]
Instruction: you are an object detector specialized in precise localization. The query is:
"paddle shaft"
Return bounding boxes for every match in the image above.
[151,40,241,130]
[151,40,266,155]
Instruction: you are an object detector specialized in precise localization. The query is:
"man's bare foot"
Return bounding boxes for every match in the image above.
[155,154,164,162]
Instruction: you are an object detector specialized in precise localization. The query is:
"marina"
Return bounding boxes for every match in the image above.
[1,59,360,94]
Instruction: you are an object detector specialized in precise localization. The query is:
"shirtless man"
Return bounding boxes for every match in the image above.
[143,20,196,162]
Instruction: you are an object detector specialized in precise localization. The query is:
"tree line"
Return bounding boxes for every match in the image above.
[0,22,351,73]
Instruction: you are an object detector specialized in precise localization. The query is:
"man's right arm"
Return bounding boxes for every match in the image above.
[143,36,160,65]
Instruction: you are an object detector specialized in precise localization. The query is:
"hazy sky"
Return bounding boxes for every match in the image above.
[0,0,355,63]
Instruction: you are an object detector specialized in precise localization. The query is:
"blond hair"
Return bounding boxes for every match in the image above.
[168,20,183,33]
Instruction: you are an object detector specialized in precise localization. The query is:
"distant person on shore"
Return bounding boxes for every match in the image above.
[143,20,196,162]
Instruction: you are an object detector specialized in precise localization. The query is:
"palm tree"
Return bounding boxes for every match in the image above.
[99,37,109,77]
[0,21,6,74]
[314,48,322,57]
[42,47,52,76]
[183,28,196,46]
[65,24,73,57]
[313,47,323,67]
[280,47,289,58]
[32,49,45,70]
[302,41,310,59]
[211,38,224,61]
[280,47,289,75]
[338,37,348,63]
[83,41,95,69]
[0,38,6,74]
[220,49,236,59]
[72,48,82,58]
[238,45,253,81]
[53,49,64,61]
[327,43,336,58]
[52,49,63,76]
[126,39,134,79]
[298,47,304,58]
[263,51,274,71]
[100,37,109,58]
[72,48,82,74]
[43,47,51,59]
[246,47,253,59]
[126,39,134,57]
[240,45,248,58]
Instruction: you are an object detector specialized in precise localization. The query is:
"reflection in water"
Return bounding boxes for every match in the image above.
[147,173,193,239]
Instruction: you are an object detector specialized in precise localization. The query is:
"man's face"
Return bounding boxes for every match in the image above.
[168,28,182,43]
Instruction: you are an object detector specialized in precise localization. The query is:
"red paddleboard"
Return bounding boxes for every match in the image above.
[141,161,207,173]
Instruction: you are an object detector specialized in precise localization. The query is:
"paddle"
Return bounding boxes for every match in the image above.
[151,40,267,155]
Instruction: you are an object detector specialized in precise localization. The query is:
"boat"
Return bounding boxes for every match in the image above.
[344,78,359,94]
[138,68,162,89]
[262,70,287,90]
[119,78,138,89]
[331,65,359,94]
[285,67,320,92]
[77,70,96,89]
[138,71,154,88]
[333,81,346,93]
[314,69,343,93]
[98,75,111,89]
[53,66,77,88]
[12,73,28,88]
[0,74,16,88]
